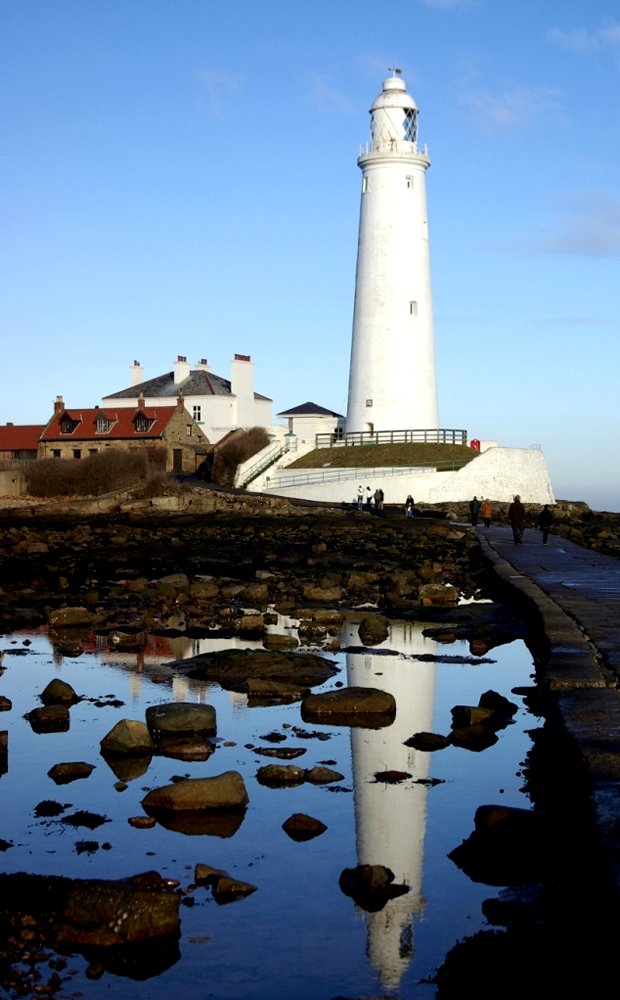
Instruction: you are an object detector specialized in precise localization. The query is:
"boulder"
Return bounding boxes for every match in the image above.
[305,766,344,784]
[419,583,459,606]
[0,870,180,948]
[48,606,93,628]
[339,864,409,912]
[282,813,327,841]
[256,764,306,787]
[40,678,79,706]
[48,761,95,784]
[26,704,70,733]
[181,649,338,693]
[100,719,154,756]
[211,876,257,905]
[358,614,389,646]
[449,804,552,886]
[301,686,396,728]
[403,731,451,751]
[141,771,249,815]
[145,703,216,742]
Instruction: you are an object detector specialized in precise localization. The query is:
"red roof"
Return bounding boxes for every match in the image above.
[40,406,179,442]
[0,424,44,451]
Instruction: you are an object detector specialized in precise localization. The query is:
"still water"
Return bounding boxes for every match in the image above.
[0,615,538,999]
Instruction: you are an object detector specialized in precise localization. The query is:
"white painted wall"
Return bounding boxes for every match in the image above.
[251,446,555,506]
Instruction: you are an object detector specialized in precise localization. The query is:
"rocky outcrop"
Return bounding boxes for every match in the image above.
[0,504,487,636]
[0,869,180,949]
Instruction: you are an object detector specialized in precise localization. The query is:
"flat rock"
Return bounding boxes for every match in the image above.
[141,770,249,814]
[145,702,216,741]
[48,761,95,784]
[301,686,396,728]
[179,649,338,692]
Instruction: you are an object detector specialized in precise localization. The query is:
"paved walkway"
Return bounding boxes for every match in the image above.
[473,522,620,896]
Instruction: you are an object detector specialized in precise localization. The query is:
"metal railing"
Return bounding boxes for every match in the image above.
[267,459,469,491]
[235,439,291,488]
[315,428,468,449]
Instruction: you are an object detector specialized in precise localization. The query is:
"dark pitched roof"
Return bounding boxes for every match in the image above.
[103,368,271,402]
[277,401,344,418]
[41,406,181,442]
[0,424,44,450]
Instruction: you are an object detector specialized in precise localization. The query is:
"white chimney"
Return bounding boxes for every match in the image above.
[195,358,211,371]
[230,353,254,427]
[130,360,144,386]
[174,355,190,384]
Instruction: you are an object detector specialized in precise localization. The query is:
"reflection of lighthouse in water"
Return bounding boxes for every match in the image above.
[345,619,437,993]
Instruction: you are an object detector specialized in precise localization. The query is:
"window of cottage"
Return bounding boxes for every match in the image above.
[192,405,201,421]
[96,414,113,434]
[186,425,192,436]
[60,416,79,434]
[73,449,81,459]
[135,415,152,432]
[52,450,61,458]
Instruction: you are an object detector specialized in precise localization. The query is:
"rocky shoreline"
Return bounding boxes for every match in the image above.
[0,483,617,995]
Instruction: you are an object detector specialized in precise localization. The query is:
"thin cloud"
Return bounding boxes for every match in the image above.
[196,69,244,117]
[460,83,562,129]
[520,192,620,258]
[547,21,620,55]
[306,73,355,115]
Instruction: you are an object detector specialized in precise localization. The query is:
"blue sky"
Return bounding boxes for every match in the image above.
[2,0,619,510]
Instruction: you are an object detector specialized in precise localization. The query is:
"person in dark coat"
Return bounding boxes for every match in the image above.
[537,504,554,544]
[508,494,527,544]
[469,496,481,527]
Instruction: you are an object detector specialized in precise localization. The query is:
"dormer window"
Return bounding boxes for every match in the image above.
[59,415,80,435]
[96,414,114,434]
[134,413,153,433]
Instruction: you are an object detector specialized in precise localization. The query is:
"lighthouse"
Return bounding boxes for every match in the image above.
[346,72,439,434]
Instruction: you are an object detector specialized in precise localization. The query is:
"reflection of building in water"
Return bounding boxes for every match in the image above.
[345,619,436,993]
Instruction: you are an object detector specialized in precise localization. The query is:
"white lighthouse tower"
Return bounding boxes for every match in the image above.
[346,72,439,435]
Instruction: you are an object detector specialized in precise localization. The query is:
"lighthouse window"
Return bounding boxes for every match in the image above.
[404,109,418,143]
[362,176,368,193]
[365,399,373,407]
[410,301,418,316]
[406,175,414,189]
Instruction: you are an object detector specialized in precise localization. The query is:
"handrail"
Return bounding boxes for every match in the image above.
[315,428,468,448]
[235,440,290,488]
[267,460,468,490]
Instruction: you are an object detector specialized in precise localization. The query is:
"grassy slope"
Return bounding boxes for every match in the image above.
[286,442,476,470]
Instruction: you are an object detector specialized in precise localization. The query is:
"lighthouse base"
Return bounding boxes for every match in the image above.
[249,446,555,507]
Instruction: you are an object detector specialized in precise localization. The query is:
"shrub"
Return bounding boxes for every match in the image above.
[211,427,270,486]
[25,448,166,498]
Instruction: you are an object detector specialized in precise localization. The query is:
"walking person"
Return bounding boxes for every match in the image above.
[356,485,364,510]
[508,494,527,545]
[537,504,554,544]
[405,495,414,518]
[469,496,481,527]
[365,486,373,510]
[481,498,493,528]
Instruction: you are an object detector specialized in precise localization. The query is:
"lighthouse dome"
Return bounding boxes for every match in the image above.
[368,75,420,149]
[370,75,418,112]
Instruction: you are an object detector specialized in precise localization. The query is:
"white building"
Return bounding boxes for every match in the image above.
[346,72,439,435]
[102,354,272,444]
